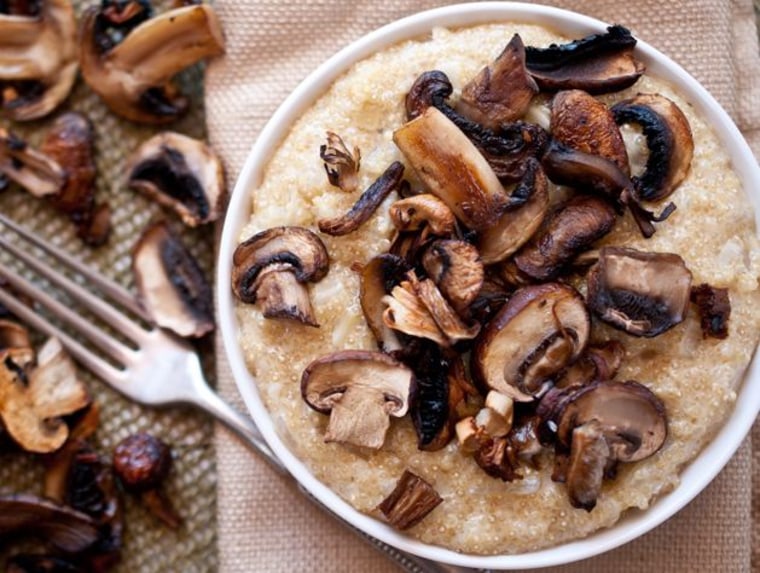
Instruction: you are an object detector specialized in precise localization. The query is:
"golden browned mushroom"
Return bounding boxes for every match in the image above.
[0,128,65,197]
[421,239,484,315]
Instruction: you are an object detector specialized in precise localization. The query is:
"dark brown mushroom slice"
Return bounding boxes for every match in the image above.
[587,246,693,337]
[458,34,539,129]
[377,470,443,530]
[421,239,484,315]
[132,221,214,338]
[525,25,645,94]
[76,202,111,247]
[611,93,694,202]
[0,494,100,553]
[388,193,456,236]
[474,436,521,482]
[514,195,617,281]
[405,69,453,121]
[0,128,65,197]
[690,283,731,339]
[6,555,84,573]
[320,131,361,192]
[318,161,405,236]
[232,226,329,327]
[127,132,226,227]
[359,254,410,352]
[555,340,626,390]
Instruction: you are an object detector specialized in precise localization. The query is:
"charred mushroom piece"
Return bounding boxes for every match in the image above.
[472,283,590,401]
[359,254,410,352]
[690,283,731,339]
[611,93,694,202]
[320,131,361,192]
[421,239,484,315]
[525,25,645,94]
[514,195,617,281]
[555,340,626,390]
[377,470,442,530]
[127,132,226,227]
[79,3,225,123]
[231,226,329,327]
[475,436,521,482]
[389,193,456,236]
[0,129,65,197]
[394,106,509,231]
[301,350,414,449]
[6,555,83,573]
[587,247,693,337]
[556,380,667,510]
[458,34,539,129]
[318,161,405,236]
[132,222,214,338]
[0,0,78,120]
[405,70,452,121]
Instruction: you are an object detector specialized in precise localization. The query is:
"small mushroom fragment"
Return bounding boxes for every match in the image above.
[0,128,65,197]
[690,283,731,339]
[79,3,225,123]
[457,34,539,129]
[0,318,31,352]
[388,193,456,237]
[132,221,214,338]
[474,436,521,482]
[127,132,226,227]
[405,69,452,121]
[301,350,414,450]
[587,247,693,337]
[556,380,667,510]
[611,93,694,202]
[525,25,645,94]
[359,254,409,352]
[514,195,617,281]
[472,283,590,401]
[0,0,78,120]
[421,239,484,315]
[231,226,329,327]
[318,161,405,236]
[6,555,83,573]
[394,106,508,231]
[377,470,442,530]
[554,340,626,390]
[320,131,360,192]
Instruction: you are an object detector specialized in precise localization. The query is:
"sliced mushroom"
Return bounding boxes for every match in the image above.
[474,436,521,482]
[301,350,414,449]
[127,131,226,227]
[231,226,329,327]
[472,283,590,401]
[132,221,214,338]
[393,106,508,231]
[377,470,442,530]
[388,193,456,236]
[421,239,484,315]
[555,340,626,390]
[514,195,617,281]
[405,69,452,121]
[79,3,225,123]
[0,0,78,120]
[0,318,31,352]
[556,380,667,510]
[0,128,65,197]
[6,555,83,573]
[525,25,645,94]
[690,283,731,339]
[359,254,409,352]
[586,247,693,337]
[457,34,539,129]
[318,161,404,236]
[611,93,694,202]
[320,131,360,192]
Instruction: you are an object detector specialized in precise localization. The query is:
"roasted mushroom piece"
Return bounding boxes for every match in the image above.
[0,129,65,198]
[132,221,215,338]
[421,239,484,315]
[320,131,361,192]
[388,193,456,237]
[79,3,225,123]
[301,350,414,449]
[359,254,409,352]
[127,132,226,227]
[6,555,84,573]
[586,247,693,337]
[377,470,442,530]
[690,283,731,339]
[0,0,78,120]
[232,226,329,327]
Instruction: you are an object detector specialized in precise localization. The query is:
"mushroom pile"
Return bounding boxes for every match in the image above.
[231,26,734,524]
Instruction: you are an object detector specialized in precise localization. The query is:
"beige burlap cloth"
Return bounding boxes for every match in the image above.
[206,1,760,571]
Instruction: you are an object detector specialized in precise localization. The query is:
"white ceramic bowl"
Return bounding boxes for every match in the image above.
[218,2,760,569]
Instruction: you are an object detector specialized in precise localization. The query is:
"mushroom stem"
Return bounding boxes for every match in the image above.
[0,129,65,197]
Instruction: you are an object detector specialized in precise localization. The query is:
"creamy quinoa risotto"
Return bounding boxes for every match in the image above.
[234,24,760,554]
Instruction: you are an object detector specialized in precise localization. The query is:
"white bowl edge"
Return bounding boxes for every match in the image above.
[217,2,760,569]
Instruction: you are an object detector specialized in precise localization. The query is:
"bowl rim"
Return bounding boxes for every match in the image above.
[217,2,760,568]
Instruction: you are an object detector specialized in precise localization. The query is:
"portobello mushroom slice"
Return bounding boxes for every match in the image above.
[525,25,645,94]
[421,239,484,315]
[586,246,693,337]
[301,350,414,449]
[132,221,214,338]
[0,128,65,197]
[231,226,329,327]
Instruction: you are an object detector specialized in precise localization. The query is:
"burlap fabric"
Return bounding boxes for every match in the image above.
[0,2,218,571]
[206,1,760,571]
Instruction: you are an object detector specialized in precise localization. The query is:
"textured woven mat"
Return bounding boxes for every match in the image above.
[0,2,218,571]
[206,0,760,572]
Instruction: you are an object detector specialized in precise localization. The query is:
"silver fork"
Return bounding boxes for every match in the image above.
[0,213,478,573]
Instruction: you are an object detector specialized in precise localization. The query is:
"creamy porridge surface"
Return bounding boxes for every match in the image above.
[235,24,760,554]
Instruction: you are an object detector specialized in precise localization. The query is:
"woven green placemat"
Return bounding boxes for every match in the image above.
[0,2,218,571]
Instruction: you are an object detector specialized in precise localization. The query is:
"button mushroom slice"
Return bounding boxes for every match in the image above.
[411,273,481,344]
[525,25,645,94]
[231,226,329,327]
[554,340,626,390]
[472,283,590,402]
[0,128,65,197]
[393,106,509,231]
[301,350,414,450]
[320,131,361,192]
[318,161,405,236]
[388,193,456,236]
[514,195,617,281]
[132,221,214,338]
[477,158,550,264]
[556,380,668,510]
[405,69,453,121]
[457,34,539,129]
[690,283,731,339]
[359,254,410,352]
[421,239,484,315]
[127,131,226,227]
[79,3,225,124]
[587,246,693,337]
[377,469,443,530]
[0,0,78,121]
[611,93,694,202]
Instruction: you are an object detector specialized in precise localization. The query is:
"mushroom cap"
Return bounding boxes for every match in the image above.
[389,193,456,236]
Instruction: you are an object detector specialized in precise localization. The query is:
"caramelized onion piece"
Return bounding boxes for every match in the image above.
[377,470,442,530]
